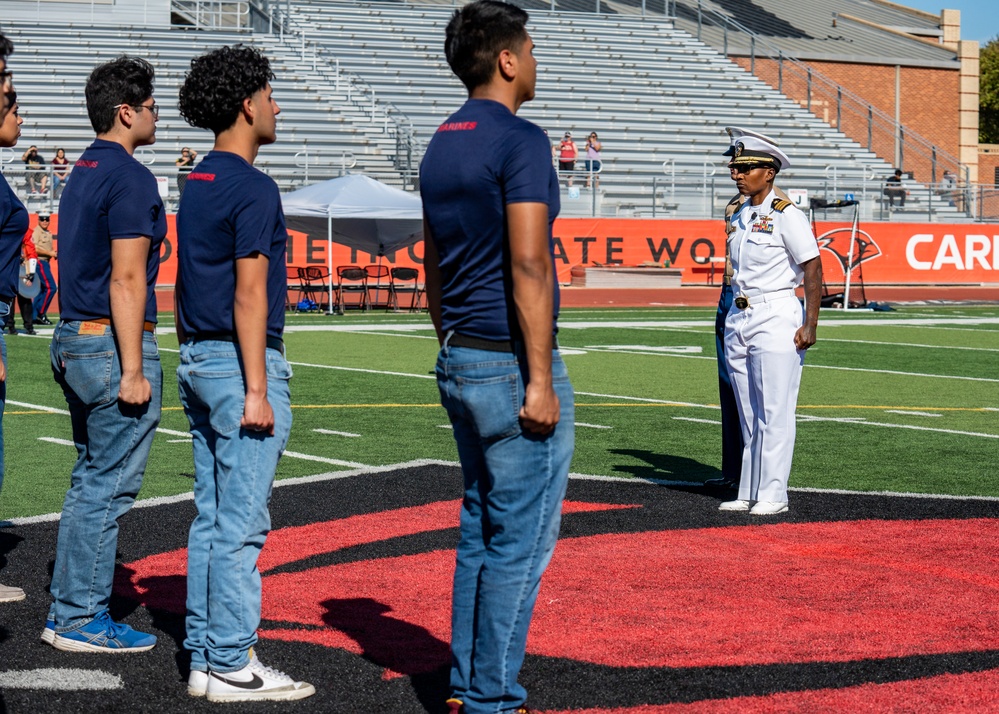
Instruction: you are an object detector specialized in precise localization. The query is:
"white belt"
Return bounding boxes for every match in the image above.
[734,288,796,308]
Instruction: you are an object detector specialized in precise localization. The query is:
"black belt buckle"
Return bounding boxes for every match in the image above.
[734,294,750,309]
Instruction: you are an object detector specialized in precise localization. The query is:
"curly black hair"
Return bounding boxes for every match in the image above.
[179,45,274,134]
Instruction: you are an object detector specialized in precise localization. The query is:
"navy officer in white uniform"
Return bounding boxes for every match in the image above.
[719,133,821,516]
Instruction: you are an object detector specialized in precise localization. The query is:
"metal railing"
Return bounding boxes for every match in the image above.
[5,156,995,223]
[249,0,424,186]
[685,2,968,189]
[172,0,249,29]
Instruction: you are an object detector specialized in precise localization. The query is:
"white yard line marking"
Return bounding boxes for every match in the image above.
[11,400,370,469]
[37,437,74,447]
[438,424,453,429]
[289,361,435,380]
[0,668,123,691]
[821,338,999,352]
[886,410,944,418]
[314,428,362,438]
[283,451,369,469]
[673,417,722,425]
[795,414,998,439]
[588,345,703,354]
[577,422,612,429]
[576,391,717,410]
[8,456,999,527]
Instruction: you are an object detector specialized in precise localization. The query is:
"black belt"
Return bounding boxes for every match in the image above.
[189,331,284,352]
[448,332,558,353]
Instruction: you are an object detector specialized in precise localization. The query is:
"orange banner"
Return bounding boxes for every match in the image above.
[37,215,999,287]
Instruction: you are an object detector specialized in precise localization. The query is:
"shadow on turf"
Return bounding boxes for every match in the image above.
[322,597,451,711]
[610,448,722,487]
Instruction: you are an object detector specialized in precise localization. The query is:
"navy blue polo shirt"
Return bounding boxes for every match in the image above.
[0,177,28,305]
[419,99,560,342]
[175,151,288,340]
[56,139,166,323]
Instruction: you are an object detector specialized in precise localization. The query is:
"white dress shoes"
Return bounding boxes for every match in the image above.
[750,501,788,515]
[718,499,751,512]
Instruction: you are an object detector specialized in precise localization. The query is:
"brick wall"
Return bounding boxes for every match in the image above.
[978,145,999,218]
[733,57,960,184]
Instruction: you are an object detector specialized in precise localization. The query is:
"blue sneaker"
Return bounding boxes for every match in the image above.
[52,611,157,653]
[40,619,55,646]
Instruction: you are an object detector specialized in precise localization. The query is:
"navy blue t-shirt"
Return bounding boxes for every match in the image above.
[0,177,28,304]
[419,99,560,341]
[175,151,288,340]
[57,139,166,323]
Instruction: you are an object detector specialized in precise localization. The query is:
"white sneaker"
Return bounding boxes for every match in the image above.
[206,649,315,702]
[750,501,788,515]
[0,583,25,603]
[188,669,209,697]
[718,499,751,512]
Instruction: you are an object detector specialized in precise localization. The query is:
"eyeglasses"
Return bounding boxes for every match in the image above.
[113,102,159,119]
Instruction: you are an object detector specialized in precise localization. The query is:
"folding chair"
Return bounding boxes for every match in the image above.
[364,264,391,309]
[335,265,368,313]
[287,266,306,311]
[388,267,425,313]
[297,266,332,312]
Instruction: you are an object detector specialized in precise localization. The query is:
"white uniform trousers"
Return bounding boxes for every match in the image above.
[724,293,805,503]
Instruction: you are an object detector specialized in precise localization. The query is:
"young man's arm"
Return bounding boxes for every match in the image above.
[234,252,274,435]
[507,202,559,435]
[109,237,152,405]
[422,221,444,345]
[794,256,822,350]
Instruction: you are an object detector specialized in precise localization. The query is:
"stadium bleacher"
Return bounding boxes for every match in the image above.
[1,1,965,220]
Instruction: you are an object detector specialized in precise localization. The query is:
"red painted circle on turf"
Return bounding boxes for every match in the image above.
[119,504,999,676]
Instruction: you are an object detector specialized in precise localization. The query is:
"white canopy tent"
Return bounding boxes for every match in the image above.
[281,174,424,310]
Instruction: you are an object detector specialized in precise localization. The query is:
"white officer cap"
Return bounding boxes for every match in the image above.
[724,128,792,172]
[722,126,780,156]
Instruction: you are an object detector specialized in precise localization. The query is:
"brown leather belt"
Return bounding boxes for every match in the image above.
[87,318,156,333]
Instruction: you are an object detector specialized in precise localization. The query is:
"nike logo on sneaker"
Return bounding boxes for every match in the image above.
[210,673,265,690]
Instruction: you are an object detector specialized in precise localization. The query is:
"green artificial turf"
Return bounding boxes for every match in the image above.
[1,304,996,520]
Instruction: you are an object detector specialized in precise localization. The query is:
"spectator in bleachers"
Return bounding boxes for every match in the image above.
[52,148,70,194]
[940,169,957,207]
[174,146,197,199]
[558,130,577,186]
[884,168,906,208]
[21,145,47,195]
[584,131,601,189]
[0,38,30,605]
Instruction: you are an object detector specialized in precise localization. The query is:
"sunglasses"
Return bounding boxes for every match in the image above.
[113,101,159,119]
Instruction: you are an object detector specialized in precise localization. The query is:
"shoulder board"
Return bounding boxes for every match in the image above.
[771,199,792,212]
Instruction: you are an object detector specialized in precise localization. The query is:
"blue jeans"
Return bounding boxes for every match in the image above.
[33,259,57,319]
[716,284,743,480]
[177,340,292,673]
[436,340,574,714]
[48,321,162,630]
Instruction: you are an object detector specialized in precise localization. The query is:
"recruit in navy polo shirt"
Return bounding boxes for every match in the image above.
[419,99,560,342]
[175,151,288,340]
[56,139,166,323]
[0,177,28,304]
